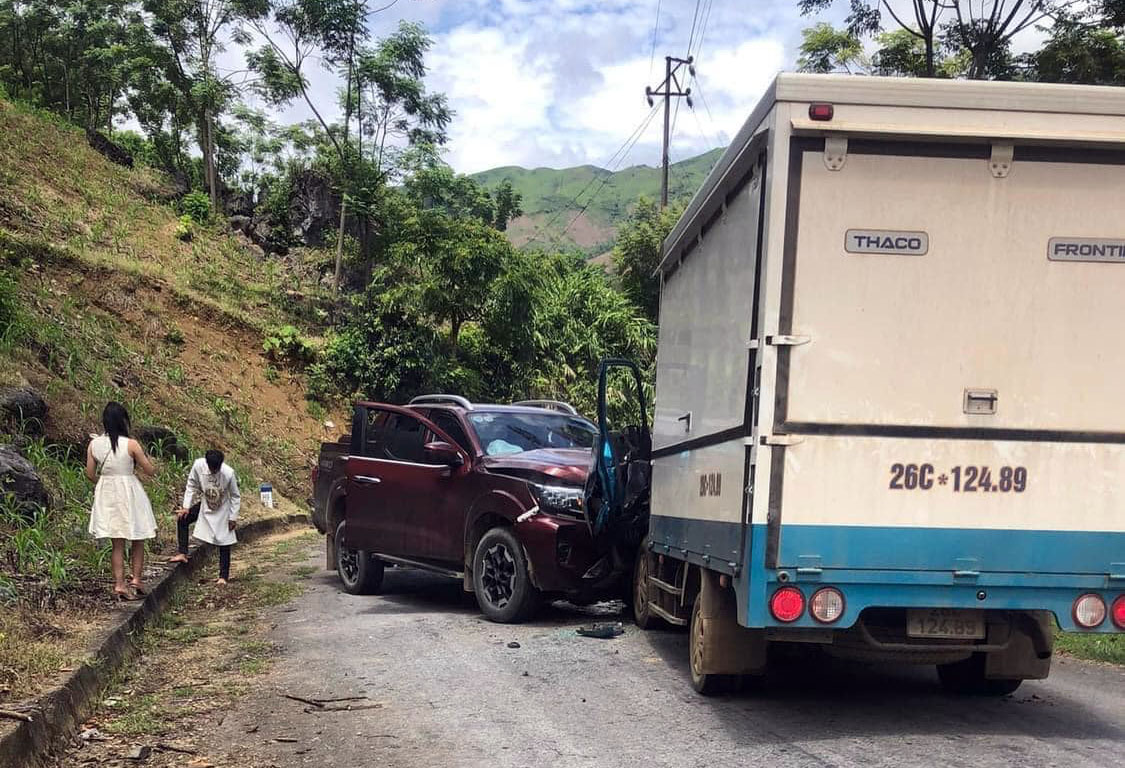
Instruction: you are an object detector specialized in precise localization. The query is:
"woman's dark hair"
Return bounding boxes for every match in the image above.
[102,402,131,453]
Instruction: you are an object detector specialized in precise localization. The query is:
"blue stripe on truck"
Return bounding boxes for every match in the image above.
[651,516,1125,632]
[746,523,1124,632]
[775,523,1124,575]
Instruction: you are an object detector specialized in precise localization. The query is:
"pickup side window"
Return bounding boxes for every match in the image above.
[362,410,390,458]
[427,410,471,453]
[384,413,429,463]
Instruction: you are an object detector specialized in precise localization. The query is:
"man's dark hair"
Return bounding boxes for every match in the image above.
[205,449,224,473]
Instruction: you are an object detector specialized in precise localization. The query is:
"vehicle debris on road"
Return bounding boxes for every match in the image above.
[576,623,625,639]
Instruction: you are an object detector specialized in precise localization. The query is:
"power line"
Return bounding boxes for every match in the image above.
[685,0,703,56]
[648,0,662,81]
[559,106,661,240]
[691,0,714,60]
[523,104,661,250]
[690,75,720,148]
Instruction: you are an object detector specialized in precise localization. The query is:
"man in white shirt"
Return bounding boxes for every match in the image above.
[168,449,241,585]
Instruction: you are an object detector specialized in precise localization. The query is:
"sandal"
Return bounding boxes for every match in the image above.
[168,554,189,564]
[113,587,139,602]
[129,581,147,596]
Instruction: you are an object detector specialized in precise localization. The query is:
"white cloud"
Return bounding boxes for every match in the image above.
[420,1,801,172]
[187,0,808,174]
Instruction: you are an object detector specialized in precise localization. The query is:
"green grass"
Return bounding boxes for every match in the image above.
[292,565,317,578]
[1056,631,1125,665]
[103,693,168,736]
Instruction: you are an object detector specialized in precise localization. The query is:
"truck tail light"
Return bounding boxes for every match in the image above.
[809,587,845,624]
[311,466,319,484]
[809,103,834,121]
[770,586,805,623]
[1112,595,1125,630]
[1073,593,1106,629]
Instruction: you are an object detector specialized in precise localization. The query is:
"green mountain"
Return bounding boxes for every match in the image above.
[471,148,724,256]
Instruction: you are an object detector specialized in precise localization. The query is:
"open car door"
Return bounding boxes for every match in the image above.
[584,358,651,543]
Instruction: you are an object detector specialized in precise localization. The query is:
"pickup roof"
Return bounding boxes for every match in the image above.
[311,394,648,623]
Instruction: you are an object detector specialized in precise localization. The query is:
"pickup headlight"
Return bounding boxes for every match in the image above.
[529,483,585,518]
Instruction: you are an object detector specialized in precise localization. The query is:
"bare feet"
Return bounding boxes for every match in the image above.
[113,586,138,601]
[215,578,228,586]
[168,554,189,564]
[129,580,147,596]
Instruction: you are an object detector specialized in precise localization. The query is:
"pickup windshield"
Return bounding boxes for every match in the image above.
[468,411,596,456]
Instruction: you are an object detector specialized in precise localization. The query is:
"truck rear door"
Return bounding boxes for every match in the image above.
[771,137,1125,575]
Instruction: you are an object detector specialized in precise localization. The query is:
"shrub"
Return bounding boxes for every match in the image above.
[174,215,194,242]
[179,191,212,225]
[263,325,315,365]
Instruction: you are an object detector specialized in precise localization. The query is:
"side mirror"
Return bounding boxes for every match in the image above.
[424,441,464,467]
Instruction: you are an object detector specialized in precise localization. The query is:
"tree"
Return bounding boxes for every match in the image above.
[798,22,868,73]
[248,0,369,291]
[611,197,682,323]
[354,21,451,177]
[1033,21,1125,84]
[798,0,1059,79]
[144,0,267,209]
[491,179,523,232]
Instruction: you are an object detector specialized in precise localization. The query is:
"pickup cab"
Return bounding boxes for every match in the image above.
[311,392,649,623]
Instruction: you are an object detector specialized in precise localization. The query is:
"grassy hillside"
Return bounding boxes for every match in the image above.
[471,148,722,254]
[0,99,340,701]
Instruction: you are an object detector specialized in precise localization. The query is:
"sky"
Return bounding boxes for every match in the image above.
[277,0,811,174]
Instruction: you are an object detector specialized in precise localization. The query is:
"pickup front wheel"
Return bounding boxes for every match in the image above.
[472,527,539,623]
[335,521,384,595]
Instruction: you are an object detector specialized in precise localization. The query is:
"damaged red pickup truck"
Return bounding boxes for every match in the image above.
[311,390,650,623]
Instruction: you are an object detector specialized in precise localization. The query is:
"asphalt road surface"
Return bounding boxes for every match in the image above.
[213,540,1125,768]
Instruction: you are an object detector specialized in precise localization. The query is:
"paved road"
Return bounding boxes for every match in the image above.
[215,540,1125,768]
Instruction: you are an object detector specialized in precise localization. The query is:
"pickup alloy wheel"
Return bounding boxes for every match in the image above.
[473,527,539,623]
[481,543,516,609]
[334,520,384,595]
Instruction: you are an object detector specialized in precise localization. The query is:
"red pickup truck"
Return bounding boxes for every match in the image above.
[311,391,650,623]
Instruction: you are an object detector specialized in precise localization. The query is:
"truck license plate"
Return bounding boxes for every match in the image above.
[906,609,985,639]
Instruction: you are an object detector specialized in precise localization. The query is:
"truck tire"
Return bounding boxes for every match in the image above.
[689,593,740,696]
[334,521,384,595]
[473,527,540,624]
[937,654,1022,696]
[632,540,662,630]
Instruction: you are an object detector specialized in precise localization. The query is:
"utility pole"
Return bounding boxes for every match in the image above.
[646,55,694,209]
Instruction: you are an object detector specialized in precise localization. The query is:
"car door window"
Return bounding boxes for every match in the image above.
[362,410,389,458]
[428,411,471,452]
[383,413,428,463]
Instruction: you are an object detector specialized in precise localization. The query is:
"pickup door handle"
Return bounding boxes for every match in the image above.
[354,475,382,485]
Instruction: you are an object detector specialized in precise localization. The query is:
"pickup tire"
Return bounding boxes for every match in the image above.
[335,520,384,595]
[937,654,1022,696]
[472,527,539,623]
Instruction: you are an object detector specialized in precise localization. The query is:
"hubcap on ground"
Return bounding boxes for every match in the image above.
[481,543,516,608]
[339,546,360,584]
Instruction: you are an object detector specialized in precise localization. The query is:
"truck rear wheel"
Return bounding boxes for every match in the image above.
[473,527,540,624]
[689,593,740,696]
[334,521,384,595]
[937,653,1022,696]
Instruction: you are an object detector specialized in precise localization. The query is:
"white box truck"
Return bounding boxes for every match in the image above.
[629,74,1125,695]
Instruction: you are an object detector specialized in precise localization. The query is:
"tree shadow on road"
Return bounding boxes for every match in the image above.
[640,628,1125,743]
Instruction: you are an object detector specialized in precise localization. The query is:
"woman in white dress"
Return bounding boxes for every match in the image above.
[85,402,158,600]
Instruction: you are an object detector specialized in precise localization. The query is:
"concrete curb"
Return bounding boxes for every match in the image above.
[0,513,311,768]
